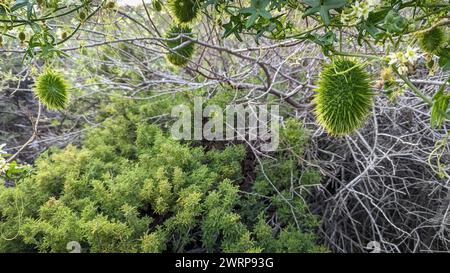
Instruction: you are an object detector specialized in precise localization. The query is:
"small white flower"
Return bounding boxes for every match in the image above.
[387,52,398,65]
[353,1,372,21]
[0,143,6,154]
[341,10,356,24]
[395,51,407,64]
[360,8,371,20]
[342,0,380,24]
[388,46,421,73]
[387,46,420,75]
[397,52,406,63]
[352,1,361,14]
[405,46,421,63]
[367,0,381,7]
[0,157,9,173]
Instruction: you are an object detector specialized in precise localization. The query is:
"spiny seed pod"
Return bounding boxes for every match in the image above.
[168,0,200,24]
[314,58,373,136]
[419,27,447,55]
[152,0,162,12]
[165,25,195,66]
[34,70,70,110]
[106,1,116,9]
[18,32,26,41]
[79,11,87,21]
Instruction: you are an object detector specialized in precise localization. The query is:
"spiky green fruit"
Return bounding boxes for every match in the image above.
[419,27,447,55]
[314,58,373,136]
[18,32,26,41]
[105,1,116,9]
[79,11,86,21]
[34,70,70,110]
[168,0,200,24]
[165,25,195,66]
[152,0,162,11]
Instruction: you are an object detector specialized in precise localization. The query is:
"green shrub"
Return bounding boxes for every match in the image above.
[0,99,326,253]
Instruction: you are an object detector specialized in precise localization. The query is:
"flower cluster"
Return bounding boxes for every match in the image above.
[387,46,421,74]
[341,0,382,25]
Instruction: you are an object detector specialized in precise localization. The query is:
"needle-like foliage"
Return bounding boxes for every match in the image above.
[165,25,195,66]
[314,58,373,136]
[419,27,447,55]
[168,0,200,24]
[34,69,70,110]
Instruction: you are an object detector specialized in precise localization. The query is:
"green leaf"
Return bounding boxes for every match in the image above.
[383,10,407,34]
[307,31,336,46]
[246,12,259,28]
[431,85,450,128]
[11,0,28,12]
[322,0,348,9]
[438,51,450,71]
[304,0,320,6]
[303,0,347,25]
[240,7,256,14]
[252,0,270,10]
[260,10,272,19]
[27,2,33,19]
[222,16,244,41]
[319,6,331,25]
[367,8,391,24]
[306,31,336,55]
[303,6,320,17]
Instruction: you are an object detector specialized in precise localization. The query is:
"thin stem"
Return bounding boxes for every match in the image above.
[394,68,432,105]
[394,68,450,120]
[56,2,104,45]
[0,3,89,23]
[332,51,381,60]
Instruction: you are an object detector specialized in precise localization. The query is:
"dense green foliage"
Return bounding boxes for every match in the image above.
[0,96,325,253]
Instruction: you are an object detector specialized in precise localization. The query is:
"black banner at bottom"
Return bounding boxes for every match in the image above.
[0,253,446,272]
